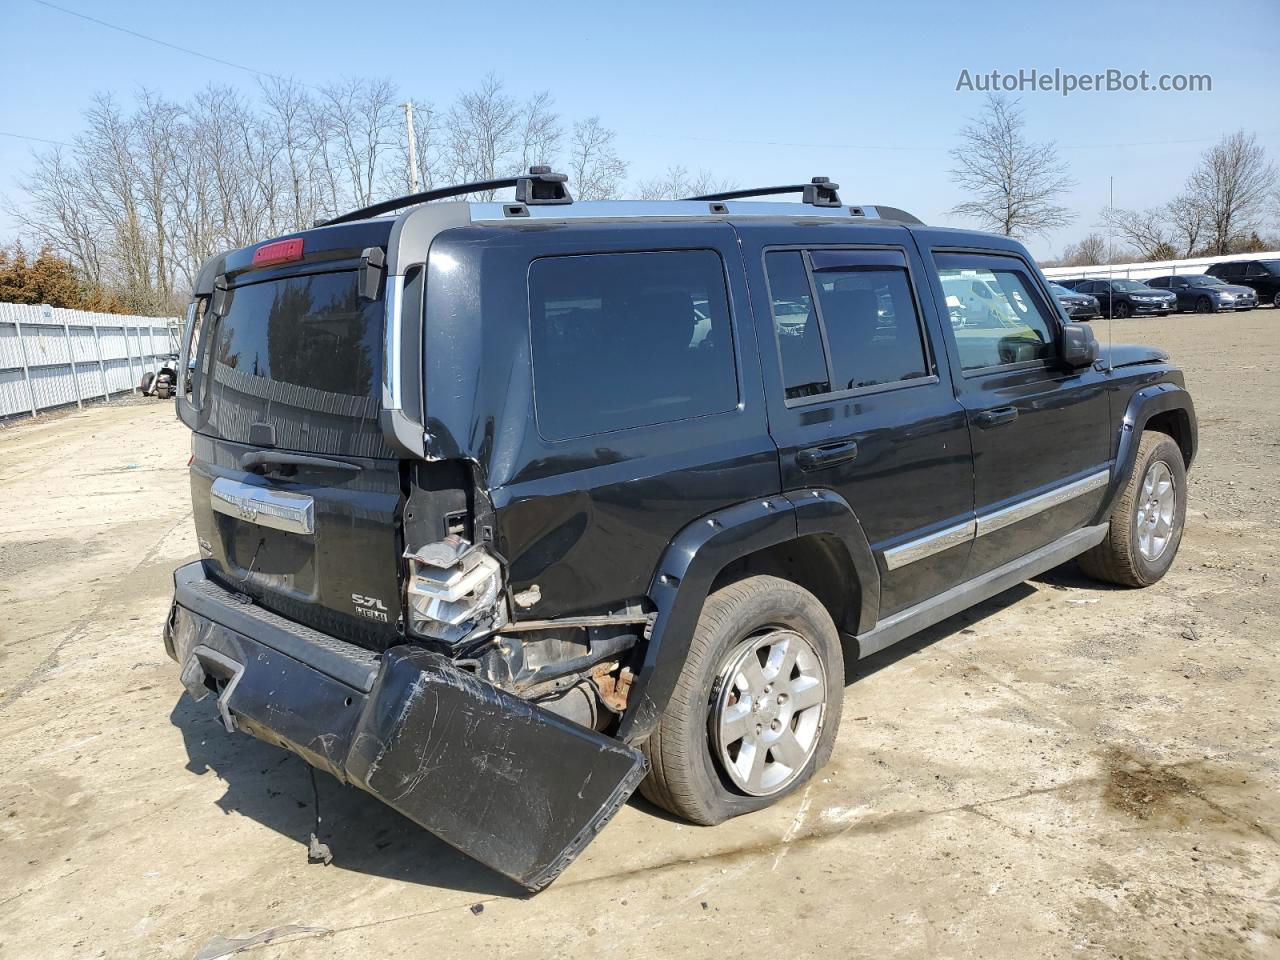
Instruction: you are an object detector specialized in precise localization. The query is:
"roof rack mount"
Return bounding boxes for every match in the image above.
[319,166,572,227]
[687,177,842,208]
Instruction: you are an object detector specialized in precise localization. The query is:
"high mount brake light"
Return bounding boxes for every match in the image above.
[252,238,304,267]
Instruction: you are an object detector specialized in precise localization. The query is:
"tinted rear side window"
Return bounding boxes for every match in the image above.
[809,259,929,390]
[764,251,830,399]
[529,250,738,441]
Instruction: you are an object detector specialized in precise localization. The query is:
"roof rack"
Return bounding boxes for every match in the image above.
[686,177,843,208]
[319,166,572,227]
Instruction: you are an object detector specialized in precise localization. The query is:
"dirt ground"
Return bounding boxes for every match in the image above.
[1,312,1277,960]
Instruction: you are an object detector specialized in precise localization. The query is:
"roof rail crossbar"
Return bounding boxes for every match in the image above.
[687,177,842,208]
[319,167,571,226]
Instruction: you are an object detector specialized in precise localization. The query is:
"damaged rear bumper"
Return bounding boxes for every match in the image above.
[165,561,646,891]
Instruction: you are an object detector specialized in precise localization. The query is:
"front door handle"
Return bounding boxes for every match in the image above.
[974,406,1018,429]
[797,440,859,471]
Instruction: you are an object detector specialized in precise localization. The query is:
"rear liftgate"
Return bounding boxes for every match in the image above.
[174,598,645,891]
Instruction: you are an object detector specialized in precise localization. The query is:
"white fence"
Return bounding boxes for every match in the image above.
[0,302,180,420]
[1042,249,1280,282]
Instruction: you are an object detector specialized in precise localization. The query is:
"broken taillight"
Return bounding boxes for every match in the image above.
[251,238,304,267]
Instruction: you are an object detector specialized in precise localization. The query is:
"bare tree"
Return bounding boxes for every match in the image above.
[260,78,323,230]
[948,94,1075,239]
[9,148,104,285]
[7,74,636,310]
[444,74,522,198]
[567,117,627,200]
[1099,206,1176,261]
[636,165,734,200]
[1165,192,1211,258]
[519,91,561,172]
[321,78,399,208]
[1184,130,1276,255]
[1059,232,1110,267]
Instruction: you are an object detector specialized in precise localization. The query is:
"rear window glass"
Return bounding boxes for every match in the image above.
[529,250,738,441]
[199,270,388,456]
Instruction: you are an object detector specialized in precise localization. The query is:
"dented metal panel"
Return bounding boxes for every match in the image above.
[169,562,646,891]
[348,646,646,890]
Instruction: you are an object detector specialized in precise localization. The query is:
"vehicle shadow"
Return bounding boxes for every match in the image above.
[169,696,528,898]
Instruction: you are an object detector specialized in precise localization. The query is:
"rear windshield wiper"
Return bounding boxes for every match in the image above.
[238,450,362,476]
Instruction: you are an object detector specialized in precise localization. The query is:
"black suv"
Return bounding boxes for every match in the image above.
[164,172,1197,891]
[1145,274,1257,312]
[1205,259,1280,308]
[1064,278,1177,318]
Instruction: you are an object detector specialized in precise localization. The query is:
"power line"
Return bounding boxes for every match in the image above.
[623,130,1279,154]
[0,131,73,147]
[28,0,316,89]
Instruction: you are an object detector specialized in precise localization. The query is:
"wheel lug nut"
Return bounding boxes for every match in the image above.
[777,693,788,704]
[770,719,781,731]
[755,724,763,736]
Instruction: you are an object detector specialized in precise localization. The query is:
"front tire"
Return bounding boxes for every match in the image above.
[1195,296,1213,314]
[639,575,844,825]
[1079,432,1186,587]
[1114,301,1132,319]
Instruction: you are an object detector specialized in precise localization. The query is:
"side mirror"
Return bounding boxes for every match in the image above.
[1060,322,1098,369]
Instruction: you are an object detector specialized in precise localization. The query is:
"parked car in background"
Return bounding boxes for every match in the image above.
[1205,259,1280,308]
[1048,281,1100,320]
[1145,274,1257,313]
[1068,278,1176,318]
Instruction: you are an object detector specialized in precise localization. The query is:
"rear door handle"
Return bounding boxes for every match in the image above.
[797,440,859,471]
[974,406,1018,428]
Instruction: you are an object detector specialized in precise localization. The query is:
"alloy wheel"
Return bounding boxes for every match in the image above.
[1135,460,1176,562]
[710,628,826,796]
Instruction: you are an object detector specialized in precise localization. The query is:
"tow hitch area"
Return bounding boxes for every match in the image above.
[171,593,645,891]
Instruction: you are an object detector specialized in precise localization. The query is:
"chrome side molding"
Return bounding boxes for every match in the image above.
[210,478,315,535]
[974,470,1110,538]
[883,519,976,572]
[881,469,1111,570]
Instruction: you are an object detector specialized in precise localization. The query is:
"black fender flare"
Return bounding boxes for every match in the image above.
[1095,381,1197,524]
[615,490,878,744]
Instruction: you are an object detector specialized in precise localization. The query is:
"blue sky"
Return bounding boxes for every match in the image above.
[2,0,1277,259]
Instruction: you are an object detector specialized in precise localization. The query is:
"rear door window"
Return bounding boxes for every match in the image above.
[764,247,932,401]
[809,252,930,390]
[529,250,738,441]
[763,251,829,399]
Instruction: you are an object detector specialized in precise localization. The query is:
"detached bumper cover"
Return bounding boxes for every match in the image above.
[166,562,646,891]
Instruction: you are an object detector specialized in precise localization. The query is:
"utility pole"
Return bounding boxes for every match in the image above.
[403,101,419,193]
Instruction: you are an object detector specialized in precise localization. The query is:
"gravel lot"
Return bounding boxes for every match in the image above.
[1,311,1277,960]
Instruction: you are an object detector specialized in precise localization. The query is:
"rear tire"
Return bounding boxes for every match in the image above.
[139,372,154,395]
[639,575,844,826]
[1078,432,1186,587]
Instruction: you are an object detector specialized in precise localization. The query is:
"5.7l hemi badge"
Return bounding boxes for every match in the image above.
[352,594,389,622]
